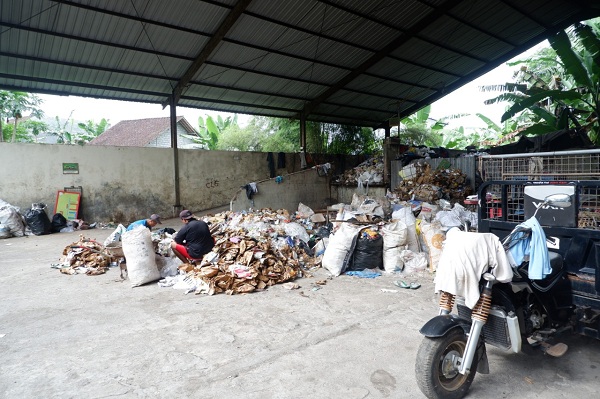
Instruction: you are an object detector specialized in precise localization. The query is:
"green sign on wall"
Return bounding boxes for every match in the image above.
[62,163,79,174]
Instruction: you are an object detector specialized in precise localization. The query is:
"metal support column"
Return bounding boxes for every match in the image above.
[300,112,307,169]
[170,96,182,216]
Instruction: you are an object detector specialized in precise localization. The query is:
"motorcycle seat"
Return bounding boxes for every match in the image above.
[518,250,563,284]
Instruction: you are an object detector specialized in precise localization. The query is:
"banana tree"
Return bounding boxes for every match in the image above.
[77,118,110,144]
[495,22,600,143]
[182,114,238,149]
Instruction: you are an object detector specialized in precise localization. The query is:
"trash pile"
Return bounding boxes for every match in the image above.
[50,197,476,294]
[0,199,95,238]
[53,235,111,275]
[395,161,473,203]
[52,205,326,296]
[169,208,322,295]
[177,236,304,295]
[0,199,25,239]
[334,156,384,186]
[321,190,478,276]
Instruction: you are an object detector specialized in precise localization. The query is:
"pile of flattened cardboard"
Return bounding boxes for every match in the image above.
[56,235,111,275]
[176,209,323,295]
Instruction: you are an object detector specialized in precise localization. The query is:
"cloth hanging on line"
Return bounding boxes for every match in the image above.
[277,152,286,168]
[242,182,258,200]
[267,152,276,178]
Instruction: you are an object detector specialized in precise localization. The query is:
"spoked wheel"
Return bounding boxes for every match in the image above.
[415,328,478,399]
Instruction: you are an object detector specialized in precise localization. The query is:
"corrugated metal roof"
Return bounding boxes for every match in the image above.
[1,0,598,128]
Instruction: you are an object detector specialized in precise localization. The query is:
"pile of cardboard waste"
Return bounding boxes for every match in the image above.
[52,206,327,295]
[55,235,111,275]
[395,161,473,202]
[176,208,321,295]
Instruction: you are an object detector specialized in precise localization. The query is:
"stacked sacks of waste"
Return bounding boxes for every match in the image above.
[320,187,479,276]
[321,192,429,276]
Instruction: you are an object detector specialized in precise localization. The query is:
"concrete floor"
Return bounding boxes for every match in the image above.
[1,215,599,399]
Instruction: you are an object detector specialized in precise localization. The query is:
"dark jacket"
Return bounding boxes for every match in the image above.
[174,219,214,259]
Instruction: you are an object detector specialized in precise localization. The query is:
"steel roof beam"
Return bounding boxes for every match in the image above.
[51,0,462,79]
[0,20,436,98]
[0,45,415,108]
[316,0,486,63]
[300,0,465,118]
[414,0,517,47]
[45,1,460,91]
[2,69,388,122]
[241,10,462,79]
[167,0,253,107]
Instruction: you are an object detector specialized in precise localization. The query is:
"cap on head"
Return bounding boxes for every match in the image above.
[179,210,194,220]
[150,214,162,224]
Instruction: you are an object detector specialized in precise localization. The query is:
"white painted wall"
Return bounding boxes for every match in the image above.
[149,125,197,148]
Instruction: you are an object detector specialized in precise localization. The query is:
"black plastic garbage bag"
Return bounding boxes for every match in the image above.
[51,213,68,233]
[25,207,51,235]
[346,229,383,271]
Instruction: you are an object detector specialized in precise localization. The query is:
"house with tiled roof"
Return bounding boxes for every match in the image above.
[89,116,200,148]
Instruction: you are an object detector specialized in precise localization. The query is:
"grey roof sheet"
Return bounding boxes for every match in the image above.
[1,0,598,128]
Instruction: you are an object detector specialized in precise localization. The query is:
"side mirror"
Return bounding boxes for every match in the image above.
[543,193,571,208]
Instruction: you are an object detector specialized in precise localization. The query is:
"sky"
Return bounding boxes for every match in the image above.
[36,42,546,133]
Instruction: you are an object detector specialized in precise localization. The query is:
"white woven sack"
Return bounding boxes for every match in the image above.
[0,206,25,237]
[382,221,408,273]
[122,227,161,287]
[391,207,419,252]
[420,220,446,272]
[321,223,361,276]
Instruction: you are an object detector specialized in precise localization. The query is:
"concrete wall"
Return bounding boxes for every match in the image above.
[230,167,331,212]
[0,144,367,223]
[0,143,289,223]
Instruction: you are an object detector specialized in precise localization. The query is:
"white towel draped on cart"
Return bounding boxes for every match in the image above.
[435,229,514,309]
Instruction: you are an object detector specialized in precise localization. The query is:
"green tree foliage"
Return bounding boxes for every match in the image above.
[216,116,302,152]
[49,112,79,144]
[1,119,49,143]
[246,116,301,152]
[323,124,379,155]
[201,114,237,149]
[211,115,380,155]
[77,118,110,143]
[0,91,44,142]
[394,105,443,147]
[217,124,266,151]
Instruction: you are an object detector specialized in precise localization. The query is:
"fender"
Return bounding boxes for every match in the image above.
[419,314,471,337]
[419,314,490,374]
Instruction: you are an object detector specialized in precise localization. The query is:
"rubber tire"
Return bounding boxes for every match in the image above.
[415,328,478,399]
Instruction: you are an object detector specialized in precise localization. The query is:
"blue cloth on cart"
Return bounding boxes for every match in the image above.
[507,216,551,280]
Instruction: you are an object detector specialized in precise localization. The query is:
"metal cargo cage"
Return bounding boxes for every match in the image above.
[478,150,600,230]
